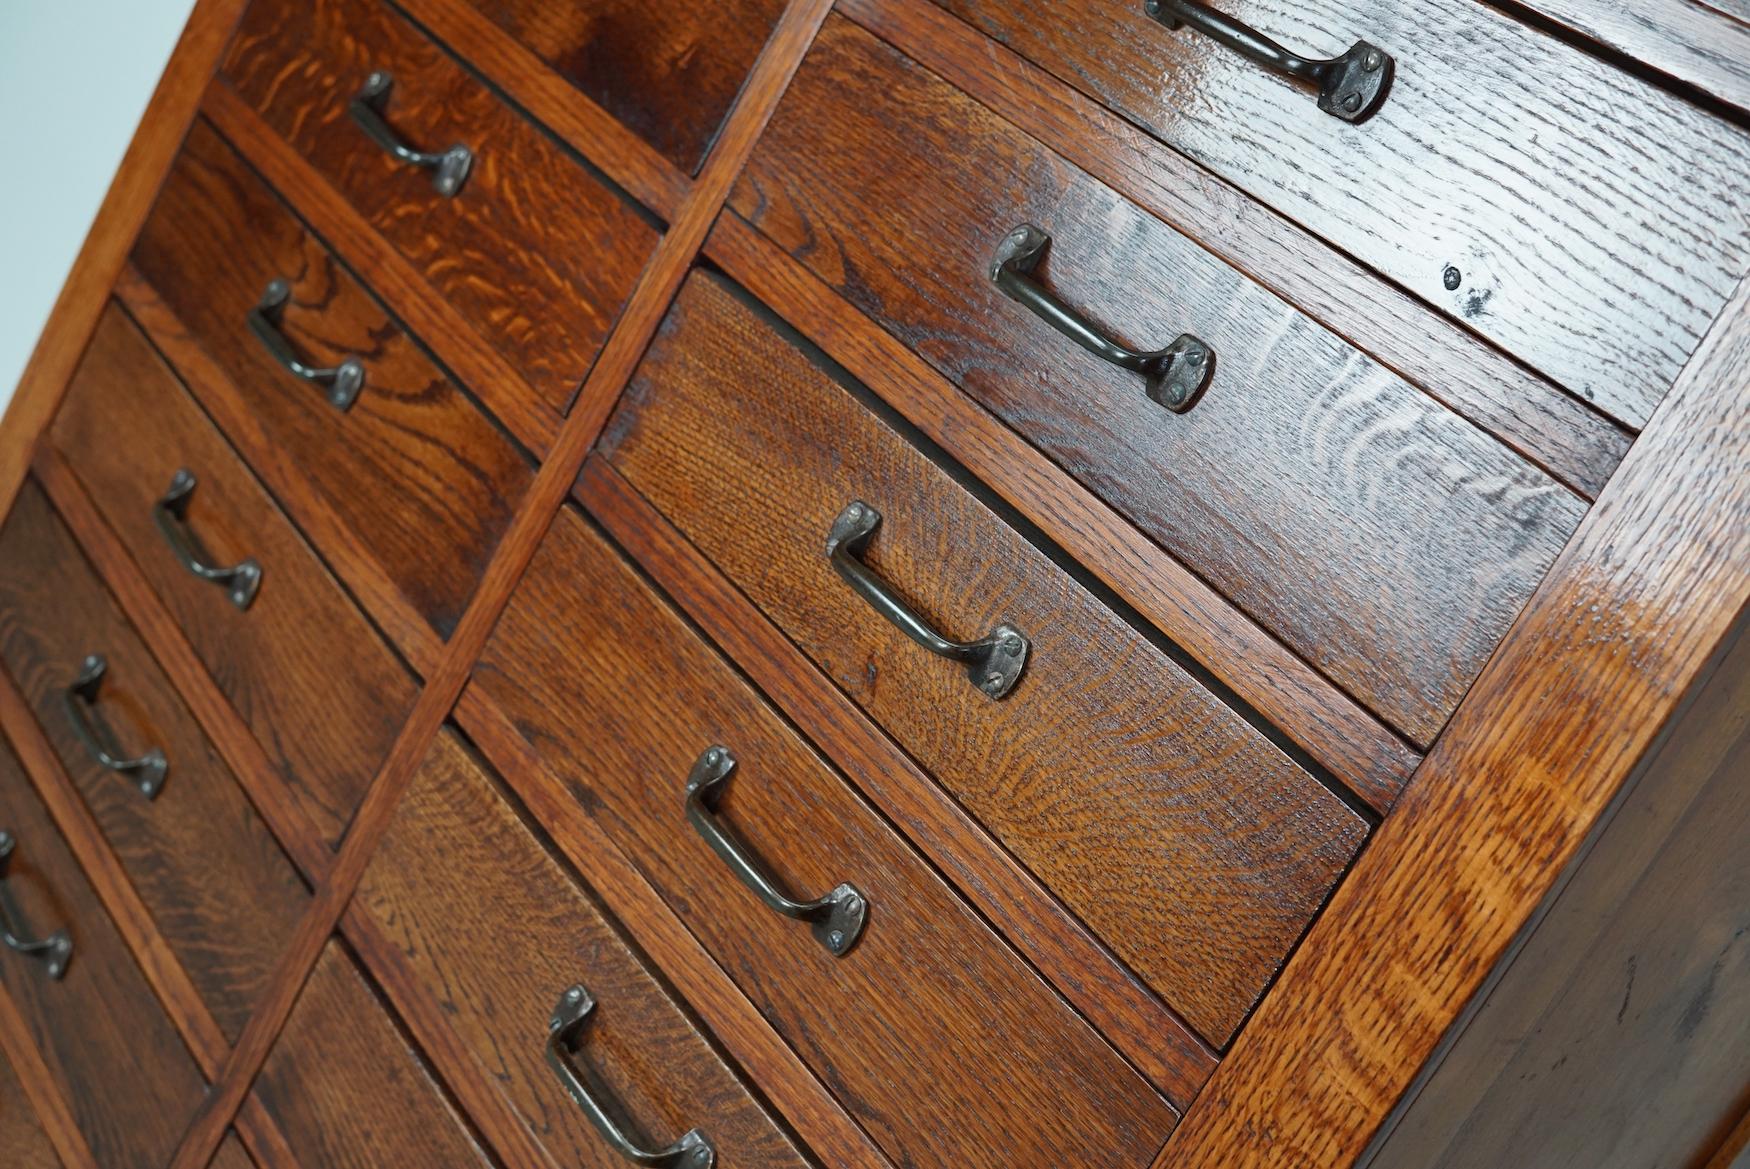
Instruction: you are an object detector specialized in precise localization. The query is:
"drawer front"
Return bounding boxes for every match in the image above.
[477,508,1177,1167]
[0,738,206,1169]
[222,0,660,416]
[925,0,1750,427]
[460,0,788,174]
[51,303,416,848]
[0,480,309,1038]
[130,117,533,639]
[254,939,494,1167]
[730,16,1587,747]
[598,270,1369,1046]
[0,1040,61,1169]
[356,730,814,1169]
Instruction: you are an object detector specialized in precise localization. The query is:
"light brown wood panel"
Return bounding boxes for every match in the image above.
[731,16,1588,747]
[356,729,817,1169]
[52,303,416,847]
[0,1039,62,1169]
[0,480,309,1038]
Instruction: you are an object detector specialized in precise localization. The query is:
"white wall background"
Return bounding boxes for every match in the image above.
[0,0,197,415]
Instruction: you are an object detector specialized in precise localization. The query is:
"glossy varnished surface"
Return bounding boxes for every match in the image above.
[0,481,309,1038]
[732,17,1587,747]
[0,1040,62,1169]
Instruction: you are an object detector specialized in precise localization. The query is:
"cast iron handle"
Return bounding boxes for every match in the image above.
[247,278,365,410]
[546,984,716,1168]
[1144,0,1392,121]
[62,654,167,800]
[349,72,473,197]
[153,469,261,610]
[0,832,73,980]
[825,500,1029,700]
[990,223,1214,412]
[684,746,866,957]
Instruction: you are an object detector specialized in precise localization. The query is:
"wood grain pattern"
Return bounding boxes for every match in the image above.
[1510,0,1750,116]
[924,0,1750,426]
[731,16,1587,748]
[0,738,207,1169]
[0,1030,64,1169]
[476,505,1178,1164]
[600,269,1367,1045]
[51,304,416,847]
[1152,278,1750,1167]
[221,0,659,416]
[208,1133,257,1169]
[0,983,95,1169]
[0,480,310,1039]
[129,116,533,640]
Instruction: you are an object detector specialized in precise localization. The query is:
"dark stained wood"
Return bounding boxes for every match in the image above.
[731,16,1589,749]
[51,304,416,847]
[221,0,660,417]
[0,1036,63,1169]
[129,117,533,640]
[208,1133,257,1169]
[0,984,96,1169]
[0,480,310,1039]
[599,269,1367,1045]
[355,730,817,1169]
[456,0,790,174]
[252,940,494,1168]
[0,738,207,1169]
[922,0,1750,427]
[476,506,1179,1164]
[236,1097,308,1169]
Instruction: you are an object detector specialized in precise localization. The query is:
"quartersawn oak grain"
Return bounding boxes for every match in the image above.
[475,506,1178,1167]
[52,303,417,847]
[731,16,1587,748]
[130,116,532,639]
[927,0,1750,426]
[221,0,659,415]
[0,480,310,1039]
[355,729,817,1169]
[0,1035,62,1169]
[599,269,1368,1046]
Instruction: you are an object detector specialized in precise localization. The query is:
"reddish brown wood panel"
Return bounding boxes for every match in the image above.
[208,1133,257,1169]
[0,480,310,1038]
[730,15,1587,748]
[0,1037,63,1169]
[51,303,416,846]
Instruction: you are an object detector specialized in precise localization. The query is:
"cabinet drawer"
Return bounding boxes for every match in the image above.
[0,737,207,1169]
[598,269,1368,1046]
[476,507,1177,1166]
[130,117,533,639]
[458,0,788,175]
[922,0,1750,427]
[0,480,309,1038]
[731,16,1587,747]
[254,939,494,1167]
[0,1035,60,1169]
[51,304,416,848]
[221,0,660,418]
[356,730,815,1169]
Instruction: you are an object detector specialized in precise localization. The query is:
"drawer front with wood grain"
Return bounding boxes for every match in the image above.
[918,0,1750,428]
[221,0,661,418]
[0,1034,61,1169]
[253,939,495,1167]
[0,737,207,1169]
[730,15,1588,748]
[474,506,1178,1166]
[129,117,533,640]
[598,269,1369,1047]
[0,480,309,1038]
[51,303,416,848]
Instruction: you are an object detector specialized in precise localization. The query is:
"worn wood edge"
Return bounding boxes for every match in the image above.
[575,456,1217,1105]
[200,83,564,459]
[0,983,98,1169]
[702,213,1418,807]
[1154,277,1750,1168]
[835,0,1631,500]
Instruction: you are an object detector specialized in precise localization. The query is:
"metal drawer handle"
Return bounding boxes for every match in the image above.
[349,72,473,198]
[62,654,167,800]
[684,746,867,957]
[546,984,716,1169]
[1144,0,1392,121]
[153,469,262,611]
[990,224,1215,412]
[246,278,365,411]
[826,500,1030,700]
[0,832,73,980]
